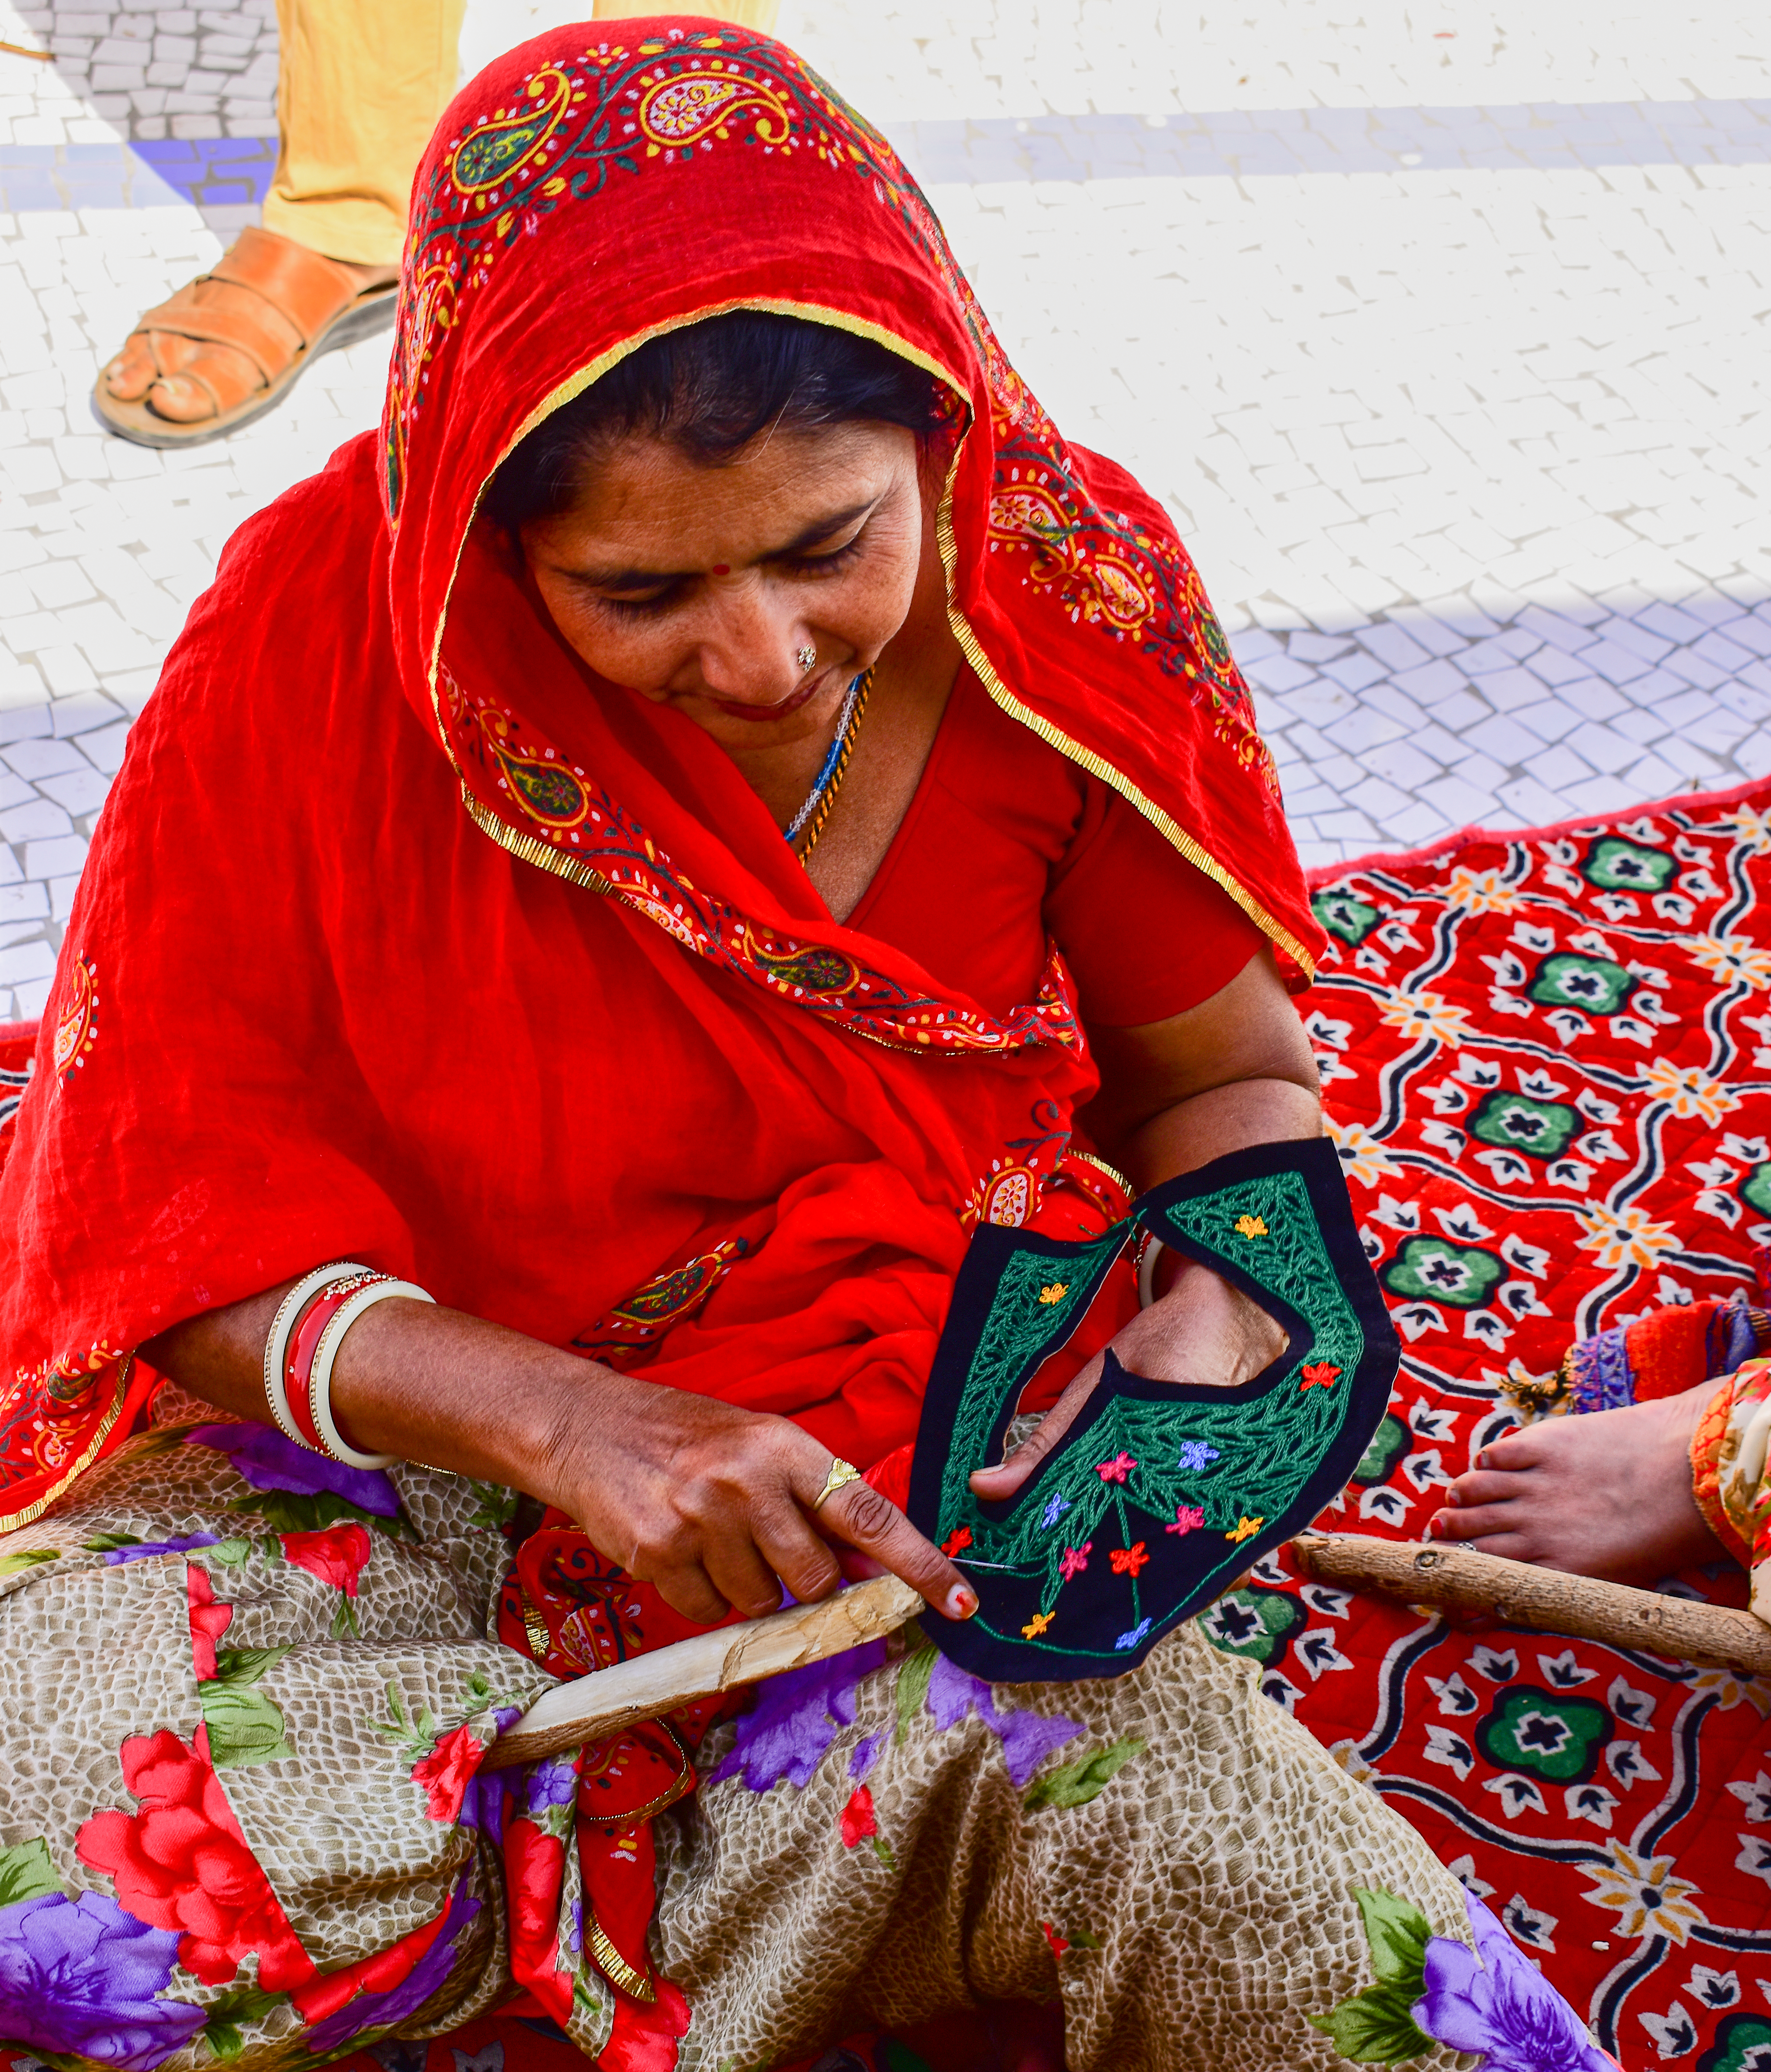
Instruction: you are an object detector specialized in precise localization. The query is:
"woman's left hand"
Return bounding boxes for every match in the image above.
[966,1258,1286,1502]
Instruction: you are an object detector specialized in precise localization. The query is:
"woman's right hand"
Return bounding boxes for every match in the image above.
[535,1363,974,1626]
[147,1282,973,1631]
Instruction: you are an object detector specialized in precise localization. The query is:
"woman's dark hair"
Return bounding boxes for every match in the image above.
[485,310,942,535]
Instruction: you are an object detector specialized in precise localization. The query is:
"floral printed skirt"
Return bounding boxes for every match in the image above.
[0,1401,1611,2072]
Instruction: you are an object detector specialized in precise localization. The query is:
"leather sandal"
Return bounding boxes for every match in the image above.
[92,225,399,449]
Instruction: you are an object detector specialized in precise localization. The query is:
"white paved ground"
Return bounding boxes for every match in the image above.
[1,0,1768,1020]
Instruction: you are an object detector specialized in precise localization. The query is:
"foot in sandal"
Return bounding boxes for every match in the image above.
[1430,1380,1726,1584]
[94,224,398,448]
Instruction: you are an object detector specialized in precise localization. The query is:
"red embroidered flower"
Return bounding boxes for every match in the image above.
[1095,1452,1136,1483]
[839,1786,878,1850]
[410,1722,487,1825]
[1109,1541,1149,1577]
[279,1522,372,1595]
[186,1562,233,1682]
[1058,1542,1092,1581]
[940,1526,973,1556]
[75,1728,315,1991]
[1040,1919,1070,1960]
[1299,1361,1342,1392]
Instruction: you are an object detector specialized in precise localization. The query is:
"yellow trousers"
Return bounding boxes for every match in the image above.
[263,0,781,268]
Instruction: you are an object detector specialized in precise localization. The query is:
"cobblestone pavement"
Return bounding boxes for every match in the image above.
[1,0,1768,1020]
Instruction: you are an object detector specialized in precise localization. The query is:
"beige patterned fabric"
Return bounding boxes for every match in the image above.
[0,1409,1481,2070]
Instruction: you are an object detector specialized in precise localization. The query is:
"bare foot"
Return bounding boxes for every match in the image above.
[1431,1380,1726,1585]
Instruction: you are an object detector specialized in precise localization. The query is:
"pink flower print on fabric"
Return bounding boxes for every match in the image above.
[1096,1453,1137,1484]
[1059,1542,1093,1581]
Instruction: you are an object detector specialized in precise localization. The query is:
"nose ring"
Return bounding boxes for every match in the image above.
[797,645,817,674]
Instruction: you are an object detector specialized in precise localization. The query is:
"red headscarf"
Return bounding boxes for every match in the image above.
[0,17,1320,1530]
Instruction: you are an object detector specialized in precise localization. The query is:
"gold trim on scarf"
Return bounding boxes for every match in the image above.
[0,1352,135,1535]
[460,786,619,895]
[584,1908,657,2002]
[429,300,1314,983]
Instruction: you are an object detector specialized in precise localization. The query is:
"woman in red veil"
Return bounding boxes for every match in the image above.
[0,19,1612,2072]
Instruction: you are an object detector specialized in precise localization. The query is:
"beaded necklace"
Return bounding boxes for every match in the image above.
[784,669,872,860]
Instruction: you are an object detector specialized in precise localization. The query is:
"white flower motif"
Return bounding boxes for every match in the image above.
[1446,866,1522,914]
[1324,1114,1398,1189]
[1686,934,1771,992]
[1575,1203,1679,1270]
[1582,1843,1707,1944]
[1379,989,1473,1047]
[1641,1055,1743,1124]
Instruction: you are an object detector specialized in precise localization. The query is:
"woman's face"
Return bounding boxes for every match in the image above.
[521,420,925,757]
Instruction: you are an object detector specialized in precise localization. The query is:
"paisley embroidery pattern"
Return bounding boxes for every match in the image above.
[452,678,1083,1061]
[52,959,97,1086]
[572,1237,751,1365]
[384,27,1265,777]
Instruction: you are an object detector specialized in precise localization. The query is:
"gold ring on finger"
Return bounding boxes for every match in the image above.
[812,1456,863,1511]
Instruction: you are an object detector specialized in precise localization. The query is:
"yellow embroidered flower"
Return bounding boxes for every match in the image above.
[1581,1844,1706,1944]
[1226,1515,1264,1543]
[1574,1203,1678,1270]
[1324,1114,1399,1190]
[1233,1214,1268,1239]
[1037,1283,1069,1305]
[1379,990,1472,1048]
[1021,1610,1055,1639]
[1641,1055,1742,1124]
[1445,866,1522,916]
[1685,934,1771,992]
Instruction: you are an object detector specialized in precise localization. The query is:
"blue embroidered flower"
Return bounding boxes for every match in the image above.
[1040,1492,1071,1529]
[1114,1617,1153,1652]
[1177,1440,1220,1473]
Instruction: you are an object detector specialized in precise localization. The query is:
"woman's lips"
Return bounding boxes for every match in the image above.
[708,678,823,723]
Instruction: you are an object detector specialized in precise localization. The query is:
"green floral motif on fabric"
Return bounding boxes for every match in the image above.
[0,1837,66,1908]
[201,1647,295,1769]
[1199,1586,1306,1667]
[938,1170,1365,1643]
[1475,1685,1612,1784]
[1382,1237,1505,1310]
[1527,952,1637,1015]
[1469,1090,1581,1162]
[1021,1739,1146,1811]
[1310,1887,1436,2065]
[1350,1414,1410,1487]
[1313,890,1383,945]
[1698,2014,1771,2072]
[1742,1163,1771,1218]
[1583,836,1675,892]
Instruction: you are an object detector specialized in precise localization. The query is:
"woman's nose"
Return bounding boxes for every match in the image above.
[691,582,808,704]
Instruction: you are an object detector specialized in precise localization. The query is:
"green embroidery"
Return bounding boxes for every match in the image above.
[1468,1091,1580,1161]
[1022,1738,1145,1810]
[1527,951,1636,1014]
[1309,1887,1435,2065]
[1381,1237,1504,1309]
[1475,1685,1612,1784]
[936,1169,1366,1659]
[1582,836,1674,892]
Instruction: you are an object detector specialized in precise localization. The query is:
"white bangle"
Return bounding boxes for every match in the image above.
[307,1278,435,1469]
[262,1261,375,1448]
[1137,1234,1166,1311]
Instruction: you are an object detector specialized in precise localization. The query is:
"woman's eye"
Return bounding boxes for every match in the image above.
[594,587,676,617]
[786,536,865,577]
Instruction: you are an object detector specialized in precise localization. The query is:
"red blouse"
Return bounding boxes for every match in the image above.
[854,666,1267,1028]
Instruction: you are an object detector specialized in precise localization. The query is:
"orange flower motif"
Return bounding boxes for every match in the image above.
[1109,1542,1149,1577]
[1021,1610,1055,1639]
[1226,1515,1264,1543]
[1299,1361,1342,1392]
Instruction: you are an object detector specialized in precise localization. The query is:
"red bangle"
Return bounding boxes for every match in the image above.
[285,1272,389,1451]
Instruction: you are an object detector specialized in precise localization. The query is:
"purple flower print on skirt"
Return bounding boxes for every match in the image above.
[522,1753,580,1818]
[455,1708,524,1840]
[0,1890,205,2070]
[923,1655,1082,1790]
[709,1639,891,1791]
[185,1423,400,1515]
[302,1886,482,2055]
[1415,1892,1615,2071]
[102,1532,222,1566]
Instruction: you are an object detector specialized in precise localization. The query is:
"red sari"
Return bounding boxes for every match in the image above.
[0,18,1317,1548]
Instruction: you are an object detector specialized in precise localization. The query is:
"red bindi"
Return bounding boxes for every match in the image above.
[710,563,731,576]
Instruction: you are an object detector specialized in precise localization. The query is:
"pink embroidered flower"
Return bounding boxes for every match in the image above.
[279,1522,372,1596]
[1058,1542,1092,1581]
[1095,1452,1136,1483]
[186,1562,233,1682]
[1166,1504,1206,1536]
[410,1723,487,1825]
[839,1786,878,1850]
[1109,1541,1149,1577]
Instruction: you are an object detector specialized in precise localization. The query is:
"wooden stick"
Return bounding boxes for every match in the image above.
[0,39,54,57]
[484,1573,924,1771]
[1291,1531,1771,1677]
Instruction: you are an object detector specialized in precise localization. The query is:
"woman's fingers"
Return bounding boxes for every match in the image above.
[647,1557,733,1627]
[967,1353,1103,1502]
[814,1473,975,1622]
